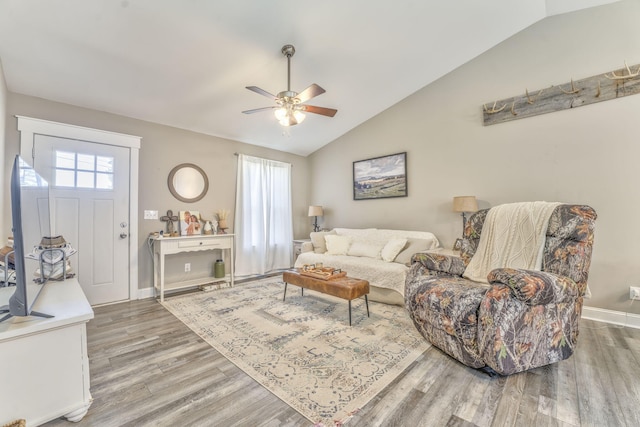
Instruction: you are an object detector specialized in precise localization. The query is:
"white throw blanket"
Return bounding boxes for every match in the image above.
[463,201,561,283]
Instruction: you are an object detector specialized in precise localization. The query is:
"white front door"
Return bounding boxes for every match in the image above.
[33,135,131,305]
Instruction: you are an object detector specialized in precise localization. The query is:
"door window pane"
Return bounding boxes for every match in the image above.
[96,156,114,173]
[54,150,114,190]
[55,151,75,169]
[56,169,75,187]
[77,154,95,171]
[96,173,114,189]
[77,171,95,188]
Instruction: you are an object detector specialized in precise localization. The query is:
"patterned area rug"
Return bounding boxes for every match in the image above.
[162,278,430,426]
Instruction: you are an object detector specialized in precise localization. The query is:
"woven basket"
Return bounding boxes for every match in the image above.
[2,420,26,427]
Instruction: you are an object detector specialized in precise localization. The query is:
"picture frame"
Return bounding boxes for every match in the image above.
[353,152,407,200]
[179,210,202,236]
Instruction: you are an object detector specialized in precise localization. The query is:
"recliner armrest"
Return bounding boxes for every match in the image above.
[301,242,314,253]
[411,252,466,276]
[487,268,581,305]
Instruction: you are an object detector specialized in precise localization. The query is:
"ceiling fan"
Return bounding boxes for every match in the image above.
[242,44,338,126]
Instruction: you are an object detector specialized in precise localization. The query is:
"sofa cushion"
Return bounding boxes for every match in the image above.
[348,241,383,259]
[310,230,336,253]
[381,238,408,262]
[394,238,434,265]
[325,235,351,255]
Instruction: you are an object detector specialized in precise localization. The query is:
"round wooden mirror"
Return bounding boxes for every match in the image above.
[167,163,209,203]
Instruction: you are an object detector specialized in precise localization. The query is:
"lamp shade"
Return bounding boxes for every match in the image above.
[308,205,324,217]
[452,196,478,213]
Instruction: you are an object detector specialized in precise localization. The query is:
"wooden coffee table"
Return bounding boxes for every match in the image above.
[282,269,370,326]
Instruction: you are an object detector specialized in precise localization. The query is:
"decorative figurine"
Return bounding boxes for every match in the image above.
[203,220,213,235]
[160,210,179,236]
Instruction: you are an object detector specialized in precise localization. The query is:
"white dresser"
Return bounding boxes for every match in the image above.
[0,278,93,426]
[151,234,235,302]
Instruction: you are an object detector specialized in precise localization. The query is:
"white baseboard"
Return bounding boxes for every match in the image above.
[582,305,640,329]
[137,287,155,300]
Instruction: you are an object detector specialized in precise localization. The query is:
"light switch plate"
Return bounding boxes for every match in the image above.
[144,210,159,220]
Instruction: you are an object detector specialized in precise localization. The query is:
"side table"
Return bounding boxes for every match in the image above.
[292,239,311,265]
[151,234,235,302]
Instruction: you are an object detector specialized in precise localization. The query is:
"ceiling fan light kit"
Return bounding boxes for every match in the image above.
[243,44,337,127]
[275,105,305,126]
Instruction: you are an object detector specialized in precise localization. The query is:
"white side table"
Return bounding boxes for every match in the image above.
[293,239,311,265]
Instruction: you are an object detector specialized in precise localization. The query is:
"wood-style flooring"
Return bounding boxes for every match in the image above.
[43,295,640,427]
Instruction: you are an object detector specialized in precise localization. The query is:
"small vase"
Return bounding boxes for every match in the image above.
[203,221,212,235]
[218,219,228,229]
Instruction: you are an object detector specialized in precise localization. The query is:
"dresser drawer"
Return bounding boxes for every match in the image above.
[178,238,229,249]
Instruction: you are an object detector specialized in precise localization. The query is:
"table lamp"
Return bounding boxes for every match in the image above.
[308,205,323,232]
[452,196,478,235]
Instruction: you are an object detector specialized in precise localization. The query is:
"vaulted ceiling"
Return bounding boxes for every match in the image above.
[0,0,619,156]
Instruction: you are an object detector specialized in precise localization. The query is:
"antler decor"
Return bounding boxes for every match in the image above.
[559,78,581,95]
[605,61,640,80]
[525,88,544,104]
[483,61,640,126]
[483,101,507,114]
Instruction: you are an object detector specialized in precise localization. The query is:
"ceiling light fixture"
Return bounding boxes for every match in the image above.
[274,47,306,127]
[243,45,337,126]
[274,100,306,127]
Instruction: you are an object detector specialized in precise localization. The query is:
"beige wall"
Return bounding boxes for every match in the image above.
[4,93,311,291]
[0,59,7,243]
[2,1,637,313]
[309,0,640,315]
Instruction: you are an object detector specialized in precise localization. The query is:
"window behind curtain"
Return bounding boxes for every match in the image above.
[234,154,293,276]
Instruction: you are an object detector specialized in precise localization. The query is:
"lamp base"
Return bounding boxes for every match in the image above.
[312,217,320,232]
[461,212,468,235]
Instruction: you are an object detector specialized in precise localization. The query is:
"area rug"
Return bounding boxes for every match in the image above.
[161,278,430,426]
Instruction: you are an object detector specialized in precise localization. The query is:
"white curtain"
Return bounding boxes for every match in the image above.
[235,154,293,276]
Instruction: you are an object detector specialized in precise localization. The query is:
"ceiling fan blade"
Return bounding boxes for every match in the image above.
[302,105,338,117]
[242,106,276,114]
[246,86,276,99]
[296,84,325,103]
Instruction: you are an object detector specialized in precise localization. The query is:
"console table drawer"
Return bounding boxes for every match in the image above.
[178,238,230,249]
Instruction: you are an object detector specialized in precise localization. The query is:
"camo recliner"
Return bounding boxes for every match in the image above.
[405,204,596,375]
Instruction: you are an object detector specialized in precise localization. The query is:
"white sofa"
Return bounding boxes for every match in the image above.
[294,228,440,305]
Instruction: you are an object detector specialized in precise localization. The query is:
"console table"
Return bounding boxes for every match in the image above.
[151,234,235,302]
[0,278,93,426]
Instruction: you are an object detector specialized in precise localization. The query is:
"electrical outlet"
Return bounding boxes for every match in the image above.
[144,210,158,220]
[185,263,191,272]
[630,286,640,300]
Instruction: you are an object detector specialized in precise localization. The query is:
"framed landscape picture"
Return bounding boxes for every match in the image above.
[353,152,407,200]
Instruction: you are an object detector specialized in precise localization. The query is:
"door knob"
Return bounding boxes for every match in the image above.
[120,232,128,239]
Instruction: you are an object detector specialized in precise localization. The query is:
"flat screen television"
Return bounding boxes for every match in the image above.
[0,155,54,322]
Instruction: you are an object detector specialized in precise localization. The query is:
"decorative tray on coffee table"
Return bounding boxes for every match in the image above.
[300,265,346,280]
